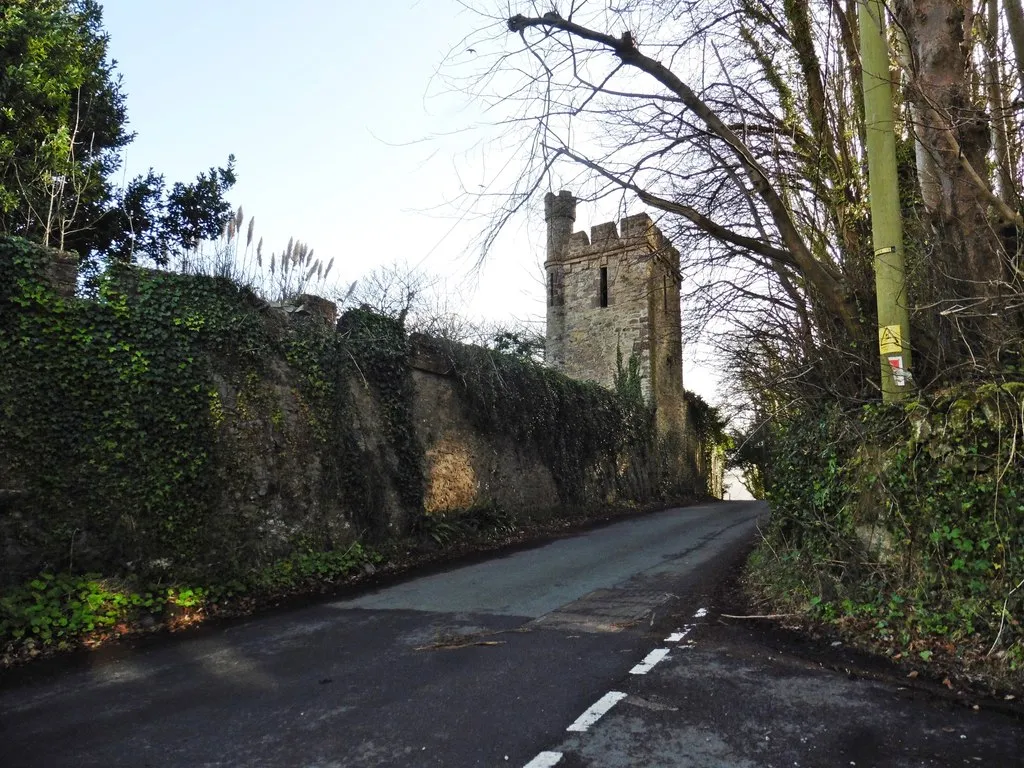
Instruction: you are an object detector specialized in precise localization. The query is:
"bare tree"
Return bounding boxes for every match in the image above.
[347,261,477,340]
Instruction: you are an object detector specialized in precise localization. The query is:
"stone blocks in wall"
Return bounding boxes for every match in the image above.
[620,213,654,239]
[410,361,560,517]
[46,250,78,298]
[271,293,338,327]
[590,221,618,244]
[557,252,654,396]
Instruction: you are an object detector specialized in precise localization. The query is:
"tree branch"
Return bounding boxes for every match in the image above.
[508,11,858,333]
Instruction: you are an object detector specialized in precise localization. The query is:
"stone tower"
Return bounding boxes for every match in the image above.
[544,191,686,437]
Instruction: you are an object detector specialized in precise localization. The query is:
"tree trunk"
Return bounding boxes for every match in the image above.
[893,0,1005,351]
[986,0,1017,207]
[1005,0,1024,94]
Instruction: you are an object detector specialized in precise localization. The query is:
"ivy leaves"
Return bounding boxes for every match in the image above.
[337,309,424,514]
[756,385,1024,664]
[1,238,272,582]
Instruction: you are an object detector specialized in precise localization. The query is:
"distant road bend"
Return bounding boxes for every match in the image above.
[1,501,764,767]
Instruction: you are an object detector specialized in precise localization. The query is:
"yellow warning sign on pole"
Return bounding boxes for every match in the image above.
[879,324,902,354]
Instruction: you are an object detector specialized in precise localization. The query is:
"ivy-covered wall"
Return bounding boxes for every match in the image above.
[412,334,682,515]
[0,238,425,590]
[0,238,695,658]
[750,385,1024,674]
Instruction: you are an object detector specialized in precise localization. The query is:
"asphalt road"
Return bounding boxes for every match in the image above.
[0,501,762,767]
[3,499,1020,767]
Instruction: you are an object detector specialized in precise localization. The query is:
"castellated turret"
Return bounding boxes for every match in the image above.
[544,190,576,372]
[544,191,686,438]
[545,190,577,263]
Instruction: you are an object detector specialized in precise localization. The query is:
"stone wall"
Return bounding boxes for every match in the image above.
[550,221,656,396]
[407,333,561,516]
[413,366,560,517]
[0,239,675,586]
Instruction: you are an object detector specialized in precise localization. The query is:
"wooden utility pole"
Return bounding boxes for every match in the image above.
[859,0,913,401]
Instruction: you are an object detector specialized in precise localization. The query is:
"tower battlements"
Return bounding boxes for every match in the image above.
[546,205,679,267]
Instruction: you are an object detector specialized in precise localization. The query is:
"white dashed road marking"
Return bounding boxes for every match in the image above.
[523,751,563,767]
[665,624,695,643]
[566,691,628,732]
[532,605,712,760]
[629,648,671,674]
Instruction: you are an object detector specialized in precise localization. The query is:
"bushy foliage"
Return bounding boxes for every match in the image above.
[0,238,415,660]
[613,345,644,408]
[338,308,424,511]
[414,501,518,547]
[685,390,729,496]
[0,1,235,271]
[1,544,381,657]
[752,386,1024,671]
[0,0,128,244]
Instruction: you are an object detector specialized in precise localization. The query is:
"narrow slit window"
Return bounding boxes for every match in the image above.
[599,267,608,308]
[548,272,554,306]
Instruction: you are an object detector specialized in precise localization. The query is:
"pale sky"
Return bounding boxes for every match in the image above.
[98,0,721,403]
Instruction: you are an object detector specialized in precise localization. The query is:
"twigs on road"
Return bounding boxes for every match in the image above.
[414,626,531,651]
